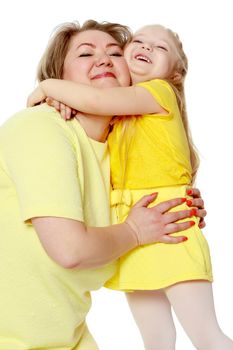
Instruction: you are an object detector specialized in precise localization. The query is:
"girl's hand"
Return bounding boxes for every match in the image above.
[46,97,77,120]
[186,187,206,228]
[125,193,195,246]
[27,86,46,107]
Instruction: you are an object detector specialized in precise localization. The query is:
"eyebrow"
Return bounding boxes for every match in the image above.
[134,33,168,42]
[76,42,121,49]
[133,35,170,46]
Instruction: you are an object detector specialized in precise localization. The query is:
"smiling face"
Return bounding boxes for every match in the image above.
[63,29,131,88]
[124,25,180,84]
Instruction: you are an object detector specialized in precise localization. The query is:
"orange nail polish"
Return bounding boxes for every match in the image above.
[190,208,197,216]
[182,236,188,241]
[181,198,186,203]
[190,221,195,226]
[151,192,158,196]
[187,189,193,195]
[186,200,192,207]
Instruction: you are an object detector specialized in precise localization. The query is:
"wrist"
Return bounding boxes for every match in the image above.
[123,221,140,247]
[40,80,48,94]
[41,78,55,93]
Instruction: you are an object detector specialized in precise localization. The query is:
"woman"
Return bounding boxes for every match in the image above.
[0,20,205,350]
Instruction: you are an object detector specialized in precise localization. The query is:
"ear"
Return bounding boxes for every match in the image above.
[171,71,182,83]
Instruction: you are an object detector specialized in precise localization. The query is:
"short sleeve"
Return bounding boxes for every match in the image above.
[137,79,178,118]
[0,107,84,222]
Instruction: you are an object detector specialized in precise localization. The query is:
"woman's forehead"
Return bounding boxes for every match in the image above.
[69,30,119,49]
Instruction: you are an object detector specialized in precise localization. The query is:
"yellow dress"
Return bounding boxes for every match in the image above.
[105,79,212,291]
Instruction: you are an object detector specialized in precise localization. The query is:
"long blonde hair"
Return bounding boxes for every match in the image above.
[166,27,199,183]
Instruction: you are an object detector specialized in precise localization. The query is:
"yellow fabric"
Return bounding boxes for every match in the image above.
[0,104,116,350]
[106,79,212,291]
[109,79,192,189]
[105,185,212,290]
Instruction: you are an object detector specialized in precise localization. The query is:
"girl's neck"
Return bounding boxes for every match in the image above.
[130,74,145,85]
[76,113,112,143]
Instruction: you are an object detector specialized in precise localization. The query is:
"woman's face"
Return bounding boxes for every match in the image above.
[63,30,131,88]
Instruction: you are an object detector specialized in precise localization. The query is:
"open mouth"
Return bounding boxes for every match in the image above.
[135,54,151,63]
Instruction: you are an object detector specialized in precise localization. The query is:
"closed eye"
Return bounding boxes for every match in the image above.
[132,39,142,44]
[110,52,123,57]
[156,45,168,51]
[79,53,92,57]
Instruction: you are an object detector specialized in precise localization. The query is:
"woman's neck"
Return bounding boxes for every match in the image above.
[76,113,112,143]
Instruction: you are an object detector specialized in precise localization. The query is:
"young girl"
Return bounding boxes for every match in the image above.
[28,24,233,350]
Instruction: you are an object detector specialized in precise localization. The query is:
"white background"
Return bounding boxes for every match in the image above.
[0,0,233,348]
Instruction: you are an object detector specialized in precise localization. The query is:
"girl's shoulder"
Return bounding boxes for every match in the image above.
[136,79,177,109]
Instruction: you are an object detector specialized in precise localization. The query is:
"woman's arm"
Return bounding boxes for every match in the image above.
[27,79,166,116]
[32,194,195,269]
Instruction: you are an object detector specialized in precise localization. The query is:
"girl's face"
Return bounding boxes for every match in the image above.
[63,30,131,88]
[124,25,179,84]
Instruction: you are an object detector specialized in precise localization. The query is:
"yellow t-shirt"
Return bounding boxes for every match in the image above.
[109,79,192,189]
[0,104,115,350]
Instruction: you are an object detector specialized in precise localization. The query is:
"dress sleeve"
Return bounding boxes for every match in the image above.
[136,79,178,118]
[0,108,84,223]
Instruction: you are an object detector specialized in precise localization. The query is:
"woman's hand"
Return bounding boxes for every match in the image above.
[46,97,76,120]
[27,85,46,107]
[125,193,195,246]
[186,187,206,228]
[27,87,77,120]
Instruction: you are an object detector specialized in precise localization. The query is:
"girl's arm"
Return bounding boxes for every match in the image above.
[27,78,166,116]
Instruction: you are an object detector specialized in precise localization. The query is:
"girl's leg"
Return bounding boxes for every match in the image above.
[165,280,233,350]
[126,290,176,350]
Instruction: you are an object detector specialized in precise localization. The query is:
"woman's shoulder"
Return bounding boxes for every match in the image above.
[1,104,57,127]
[0,103,73,143]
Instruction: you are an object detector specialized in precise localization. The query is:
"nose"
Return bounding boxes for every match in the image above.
[141,43,152,51]
[95,53,113,67]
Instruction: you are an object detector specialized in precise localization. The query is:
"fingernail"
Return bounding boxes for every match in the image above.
[186,200,192,206]
[187,189,193,195]
[190,221,195,226]
[181,198,186,203]
[189,208,197,217]
[151,192,158,196]
[182,236,188,241]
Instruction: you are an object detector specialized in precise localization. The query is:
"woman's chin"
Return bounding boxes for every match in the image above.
[91,78,121,89]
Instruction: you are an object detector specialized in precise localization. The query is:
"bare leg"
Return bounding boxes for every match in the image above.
[165,281,233,350]
[126,290,176,350]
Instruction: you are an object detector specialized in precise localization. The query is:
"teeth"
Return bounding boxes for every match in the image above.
[135,55,150,63]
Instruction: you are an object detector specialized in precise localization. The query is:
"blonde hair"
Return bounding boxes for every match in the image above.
[37,19,132,82]
[165,27,199,183]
